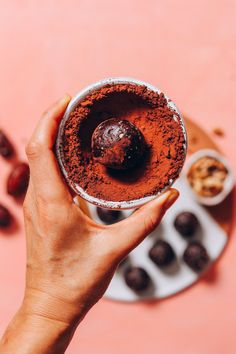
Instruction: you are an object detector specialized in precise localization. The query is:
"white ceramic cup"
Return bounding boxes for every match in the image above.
[56,77,187,209]
[184,149,234,206]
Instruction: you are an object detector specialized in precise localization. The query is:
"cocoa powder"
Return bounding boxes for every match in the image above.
[62,83,186,203]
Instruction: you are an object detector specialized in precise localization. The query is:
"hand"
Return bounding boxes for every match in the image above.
[0,95,179,354]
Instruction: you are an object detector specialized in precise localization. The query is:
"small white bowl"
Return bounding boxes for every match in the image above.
[56,77,187,210]
[184,149,234,206]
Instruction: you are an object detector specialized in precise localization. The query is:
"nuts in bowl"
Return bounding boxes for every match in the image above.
[185,149,234,206]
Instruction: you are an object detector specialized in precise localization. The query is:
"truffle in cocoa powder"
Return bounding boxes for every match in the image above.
[92,118,146,170]
[62,83,186,203]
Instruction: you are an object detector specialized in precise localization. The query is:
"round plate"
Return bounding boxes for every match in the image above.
[85,117,233,302]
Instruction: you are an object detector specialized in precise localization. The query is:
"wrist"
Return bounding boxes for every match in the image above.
[1,307,76,354]
[22,287,86,327]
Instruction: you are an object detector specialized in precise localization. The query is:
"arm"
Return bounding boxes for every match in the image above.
[0,95,179,354]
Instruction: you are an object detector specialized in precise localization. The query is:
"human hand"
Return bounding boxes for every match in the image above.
[0,95,179,354]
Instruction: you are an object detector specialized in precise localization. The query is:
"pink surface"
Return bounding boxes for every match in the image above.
[0,1,236,353]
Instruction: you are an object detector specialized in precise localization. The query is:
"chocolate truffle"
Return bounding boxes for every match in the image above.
[96,207,121,224]
[62,83,186,204]
[0,204,12,228]
[149,240,176,267]
[183,241,209,272]
[124,266,151,292]
[91,118,146,170]
[174,211,199,237]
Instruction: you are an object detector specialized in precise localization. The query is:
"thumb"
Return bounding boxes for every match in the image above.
[110,188,179,256]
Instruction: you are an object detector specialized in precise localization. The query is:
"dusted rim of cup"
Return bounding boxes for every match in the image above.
[56,77,188,210]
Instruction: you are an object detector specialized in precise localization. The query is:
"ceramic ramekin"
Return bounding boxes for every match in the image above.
[56,77,188,209]
[184,149,234,206]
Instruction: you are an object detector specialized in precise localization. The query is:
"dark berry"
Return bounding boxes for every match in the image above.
[0,204,12,228]
[7,162,30,197]
[92,118,146,170]
[0,130,14,158]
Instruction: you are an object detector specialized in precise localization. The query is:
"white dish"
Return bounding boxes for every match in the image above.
[184,149,234,206]
[56,77,187,210]
[88,176,228,302]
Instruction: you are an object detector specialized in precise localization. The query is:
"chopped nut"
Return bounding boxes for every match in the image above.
[187,156,228,197]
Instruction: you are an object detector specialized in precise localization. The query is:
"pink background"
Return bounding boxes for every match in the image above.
[0,1,236,353]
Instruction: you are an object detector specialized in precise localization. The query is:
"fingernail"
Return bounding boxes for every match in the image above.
[163,189,179,210]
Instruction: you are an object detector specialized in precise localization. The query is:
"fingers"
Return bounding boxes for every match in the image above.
[26,95,72,202]
[110,189,179,256]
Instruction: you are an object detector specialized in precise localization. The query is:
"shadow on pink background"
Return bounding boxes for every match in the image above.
[0,1,236,353]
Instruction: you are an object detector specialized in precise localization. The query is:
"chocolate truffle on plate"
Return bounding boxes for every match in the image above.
[174,211,199,237]
[124,266,151,292]
[149,240,176,267]
[96,207,121,224]
[183,241,209,272]
[92,118,146,170]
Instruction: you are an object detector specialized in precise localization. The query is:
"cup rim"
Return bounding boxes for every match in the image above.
[56,77,188,210]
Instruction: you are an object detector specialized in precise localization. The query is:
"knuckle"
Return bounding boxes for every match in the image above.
[25,141,43,159]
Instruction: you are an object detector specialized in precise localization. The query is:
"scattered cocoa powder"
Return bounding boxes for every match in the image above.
[212,127,224,137]
[61,83,186,203]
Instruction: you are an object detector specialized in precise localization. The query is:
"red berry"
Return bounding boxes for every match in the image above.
[0,130,14,158]
[0,204,12,227]
[7,162,30,196]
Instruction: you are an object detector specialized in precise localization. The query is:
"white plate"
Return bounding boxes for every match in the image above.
[88,177,228,302]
